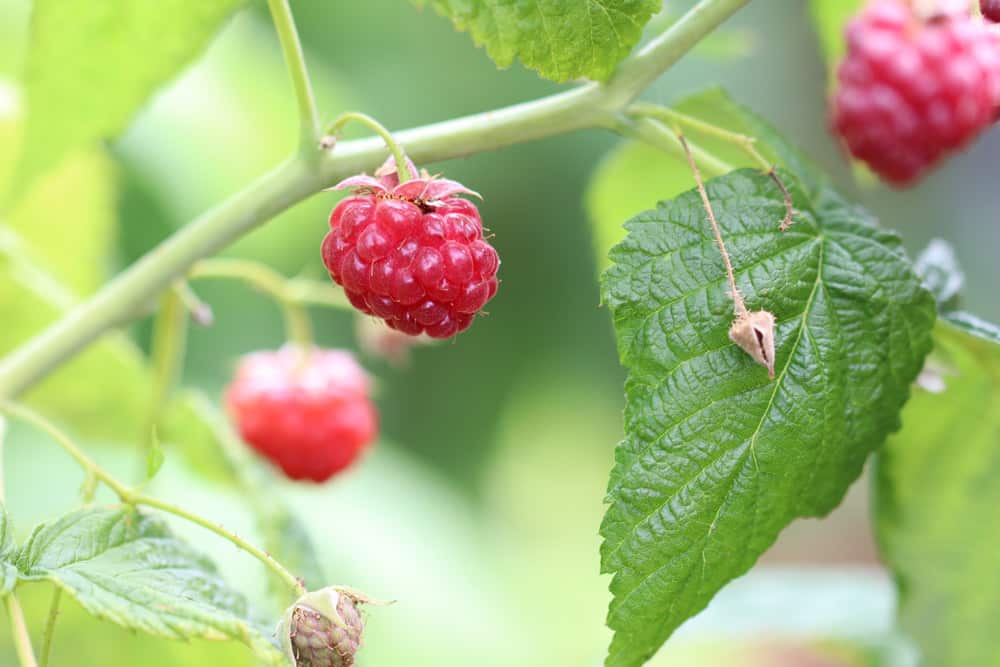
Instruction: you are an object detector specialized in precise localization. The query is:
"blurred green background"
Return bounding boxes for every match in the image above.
[0,0,995,665]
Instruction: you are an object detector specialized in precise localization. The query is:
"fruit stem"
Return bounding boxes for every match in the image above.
[674,127,748,316]
[629,104,795,230]
[266,0,323,153]
[322,112,415,183]
[0,401,308,598]
[187,258,350,350]
[144,288,188,461]
[620,116,735,177]
[4,597,37,667]
[37,588,62,667]
[135,493,308,597]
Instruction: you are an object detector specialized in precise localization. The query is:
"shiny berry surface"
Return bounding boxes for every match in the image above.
[830,0,1000,185]
[225,346,378,482]
[322,177,499,338]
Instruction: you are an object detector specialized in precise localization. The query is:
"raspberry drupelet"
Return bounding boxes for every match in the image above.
[322,157,500,338]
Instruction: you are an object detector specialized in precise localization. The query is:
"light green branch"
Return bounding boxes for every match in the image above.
[0,402,307,598]
[0,0,750,399]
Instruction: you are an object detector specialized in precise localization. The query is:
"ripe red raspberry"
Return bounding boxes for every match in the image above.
[321,157,500,338]
[984,0,1000,22]
[830,0,1000,186]
[225,346,378,483]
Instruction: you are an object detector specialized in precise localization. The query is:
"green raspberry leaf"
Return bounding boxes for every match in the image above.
[877,316,1000,665]
[15,506,284,665]
[600,169,935,667]
[0,502,18,597]
[8,0,246,201]
[411,0,661,82]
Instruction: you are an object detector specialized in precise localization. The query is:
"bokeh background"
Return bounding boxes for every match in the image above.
[0,1,996,665]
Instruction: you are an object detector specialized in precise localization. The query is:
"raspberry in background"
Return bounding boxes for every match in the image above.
[225,346,378,482]
[984,0,1000,22]
[830,0,1000,186]
[322,156,500,338]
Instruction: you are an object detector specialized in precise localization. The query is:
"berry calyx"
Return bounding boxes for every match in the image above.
[322,156,500,338]
[984,0,1000,22]
[224,346,378,483]
[830,0,1000,186]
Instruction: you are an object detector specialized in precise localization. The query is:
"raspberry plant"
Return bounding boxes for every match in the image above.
[0,1,998,666]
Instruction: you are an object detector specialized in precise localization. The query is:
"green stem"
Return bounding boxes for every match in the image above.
[0,0,750,400]
[629,103,795,229]
[630,103,771,171]
[188,258,335,349]
[0,402,307,598]
[621,117,733,177]
[37,588,61,667]
[4,596,37,667]
[0,417,38,667]
[266,0,322,151]
[324,112,414,183]
[134,494,306,597]
[144,289,188,448]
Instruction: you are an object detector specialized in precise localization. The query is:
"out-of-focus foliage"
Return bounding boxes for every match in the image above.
[877,317,1000,665]
[7,0,247,201]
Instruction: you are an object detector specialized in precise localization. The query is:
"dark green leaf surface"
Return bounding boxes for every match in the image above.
[411,0,660,82]
[16,507,283,664]
[600,170,934,667]
[9,0,246,200]
[877,318,1000,666]
[0,503,17,596]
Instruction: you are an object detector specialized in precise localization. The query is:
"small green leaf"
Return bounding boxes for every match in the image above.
[809,0,863,72]
[877,317,1000,665]
[411,0,660,82]
[0,501,18,597]
[16,506,284,664]
[9,0,247,200]
[600,170,934,666]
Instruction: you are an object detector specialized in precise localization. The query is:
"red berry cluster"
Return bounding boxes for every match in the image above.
[225,346,378,483]
[831,0,1000,186]
[322,158,499,338]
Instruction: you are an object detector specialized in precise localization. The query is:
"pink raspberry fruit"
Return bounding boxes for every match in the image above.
[225,346,378,483]
[322,156,500,338]
[830,0,1000,186]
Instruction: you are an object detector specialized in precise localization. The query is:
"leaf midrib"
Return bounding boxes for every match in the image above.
[603,237,826,575]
